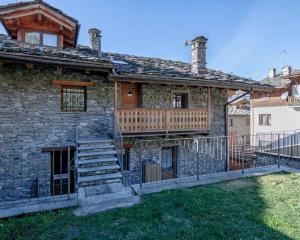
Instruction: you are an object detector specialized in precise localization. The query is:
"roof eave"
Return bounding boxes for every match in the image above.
[0,52,114,72]
[110,74,274,92]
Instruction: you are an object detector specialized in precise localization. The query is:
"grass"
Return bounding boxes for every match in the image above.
[1,172,300,240]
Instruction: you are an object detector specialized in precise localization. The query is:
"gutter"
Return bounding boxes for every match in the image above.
[224,90,251,171]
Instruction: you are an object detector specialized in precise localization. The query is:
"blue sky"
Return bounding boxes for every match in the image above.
[0,0,300,80]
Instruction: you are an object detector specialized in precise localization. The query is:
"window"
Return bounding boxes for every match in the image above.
[122,148,130,171]
[25,32,40,45]
[24,31,58,47]
[161,146,177,180]
[61,86,87,112]
[172,93,188,108]
[246,117,250,126]
[230,118,233,127]
[259,114,271,126]
[43,33,58,47]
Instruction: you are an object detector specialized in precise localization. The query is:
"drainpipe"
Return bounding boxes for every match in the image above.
[224,89,252,171]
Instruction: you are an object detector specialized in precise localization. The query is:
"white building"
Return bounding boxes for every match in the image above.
[251,66,300,135]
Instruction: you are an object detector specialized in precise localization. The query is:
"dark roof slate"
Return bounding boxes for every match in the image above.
[261,69,300,87]
[0,34,272,90]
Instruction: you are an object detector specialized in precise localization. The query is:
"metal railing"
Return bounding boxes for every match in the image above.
[133,133,300,188]
[0,143,76,204]
[113,112,125,183]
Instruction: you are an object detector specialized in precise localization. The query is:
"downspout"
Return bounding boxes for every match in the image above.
[224,89,252,171]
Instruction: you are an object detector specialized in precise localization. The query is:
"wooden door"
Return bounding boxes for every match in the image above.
[161,147,177,180]
[121,83,139,108]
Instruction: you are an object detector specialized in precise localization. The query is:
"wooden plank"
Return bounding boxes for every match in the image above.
[52,80,96,87]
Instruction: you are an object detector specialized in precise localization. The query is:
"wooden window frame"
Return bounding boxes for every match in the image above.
[61,86,87,112]
[171,91,189,109]
[23,30,60,47]
[259,114,271,126]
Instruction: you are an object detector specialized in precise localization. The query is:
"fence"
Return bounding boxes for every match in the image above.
[133,133,300,188]
[0,143,76,204]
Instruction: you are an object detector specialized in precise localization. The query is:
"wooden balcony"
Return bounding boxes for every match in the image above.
[288,97,300,106]
[116,108,209,135]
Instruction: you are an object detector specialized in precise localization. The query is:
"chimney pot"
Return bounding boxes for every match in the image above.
[185,36,207,74]
[88,28,102,56]
[282,65,292,77]
[268,68,276,79]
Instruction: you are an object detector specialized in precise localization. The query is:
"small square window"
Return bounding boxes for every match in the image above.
[25,32,40,45]
[172,93,188,108]
[259,114,271,126]
[43,33,58,47]
[61,86,87,112]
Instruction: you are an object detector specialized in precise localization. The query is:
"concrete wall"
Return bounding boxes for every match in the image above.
[251,106,300,135]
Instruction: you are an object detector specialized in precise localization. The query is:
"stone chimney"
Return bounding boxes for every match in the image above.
[282,65,291,77]
[268,68,276,79]
[185,36,207,74]
[88,28,102,56]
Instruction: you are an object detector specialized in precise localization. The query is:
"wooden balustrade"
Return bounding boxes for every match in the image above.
[288,97,300,106]
[116,108,209,133]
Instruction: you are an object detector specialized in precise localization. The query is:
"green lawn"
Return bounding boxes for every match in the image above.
[1,172,300,240]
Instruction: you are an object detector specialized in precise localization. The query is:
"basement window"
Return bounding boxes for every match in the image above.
[50,148,75,196]
[259,114,271,126]
[61,86,87,112]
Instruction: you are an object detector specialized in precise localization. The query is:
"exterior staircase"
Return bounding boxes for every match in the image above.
[74,135,139,216]
[77,136,122,186]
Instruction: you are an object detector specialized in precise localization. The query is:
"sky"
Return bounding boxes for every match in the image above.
[0,0,300,80]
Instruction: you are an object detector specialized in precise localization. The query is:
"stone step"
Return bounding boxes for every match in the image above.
[78,164,120,174]
[78,172,122,184]
[78,137,112,145]
[78,157,118,165]
[78,144,114,151]
[77,150,116,158]
[73,195,140,216]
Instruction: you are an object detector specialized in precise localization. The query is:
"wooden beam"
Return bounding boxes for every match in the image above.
[37,12,42,22]
[52,80,96,87]
[114,81,118,111]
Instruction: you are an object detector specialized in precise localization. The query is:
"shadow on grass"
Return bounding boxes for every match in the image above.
[0,171,299,239]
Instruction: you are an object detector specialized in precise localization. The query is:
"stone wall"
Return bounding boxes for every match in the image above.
[120,86,228,184]
[0,64,113,201]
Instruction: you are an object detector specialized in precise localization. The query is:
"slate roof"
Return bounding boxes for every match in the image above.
[261,69,300,88]
[228,106,250,116]
[0,34,273,90]
[0,34,112,68]
[104,52,272,90]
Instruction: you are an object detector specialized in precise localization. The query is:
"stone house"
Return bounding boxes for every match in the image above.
[0,0,273,207]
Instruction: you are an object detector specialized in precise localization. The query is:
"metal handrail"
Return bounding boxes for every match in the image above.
[113,112,124,178]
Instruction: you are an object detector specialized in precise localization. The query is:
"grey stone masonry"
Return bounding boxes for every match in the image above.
[0,64,113,201]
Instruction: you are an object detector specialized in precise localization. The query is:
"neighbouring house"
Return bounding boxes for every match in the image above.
[251,66,300,136]
[228,97,250,141]
[0,0,273,213]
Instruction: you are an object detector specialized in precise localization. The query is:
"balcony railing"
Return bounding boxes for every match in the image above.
[288,96,300,106]
[116,108,209,133]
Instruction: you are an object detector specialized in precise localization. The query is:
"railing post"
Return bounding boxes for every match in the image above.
[277,134,281,168]
[67,145,70,199]
[242,135,245,174]
[139,142,143,189]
